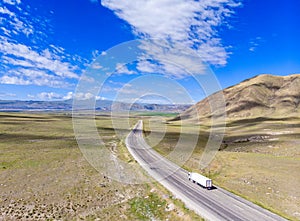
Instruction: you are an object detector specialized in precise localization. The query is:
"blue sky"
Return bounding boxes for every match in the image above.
[0,0,299,103]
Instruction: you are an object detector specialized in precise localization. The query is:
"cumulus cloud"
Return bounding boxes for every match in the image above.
[26,91,104,101]
[37,92,62,100]
[101,0,242,68]
[63,92,99,100]
[63,92,74,100]
[75,92,94,100]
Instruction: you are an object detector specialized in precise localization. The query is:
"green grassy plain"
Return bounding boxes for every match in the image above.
[0,112,202,220]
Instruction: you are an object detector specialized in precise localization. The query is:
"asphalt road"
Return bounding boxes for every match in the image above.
[125,120,287,221]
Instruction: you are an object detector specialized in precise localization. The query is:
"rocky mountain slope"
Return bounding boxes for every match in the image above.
[174,74,300,121]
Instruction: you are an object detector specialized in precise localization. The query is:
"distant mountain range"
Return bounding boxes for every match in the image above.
[174,74,300,121]
[2,74,299,117]
[0,99,190,113]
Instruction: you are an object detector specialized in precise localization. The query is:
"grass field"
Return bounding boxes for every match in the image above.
[0,112,203,220]
[142,116,300,221]
[135,112,179,118]
[1,112,299,220]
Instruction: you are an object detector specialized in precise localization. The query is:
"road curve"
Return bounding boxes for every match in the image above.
[125,120,287,221]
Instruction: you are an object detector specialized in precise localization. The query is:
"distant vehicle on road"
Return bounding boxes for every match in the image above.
[188,172,212,189]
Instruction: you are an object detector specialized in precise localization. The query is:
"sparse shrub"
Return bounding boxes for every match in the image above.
[129,193,167,220]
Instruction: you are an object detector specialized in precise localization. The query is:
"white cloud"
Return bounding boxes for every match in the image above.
[63,92,73,100]
[63,92,98,100]
[2,0,21,5]
[0,39,80,87]
[0,1,87,88]
[0,5,34,37]
[37,92,62,100]
[136,40,207,77]
[1,27,11,36]
[75,92,95,100]
[27,94,35,99]
[0,6,15,17]
[91,62,103,70]
[197,39,229,65]
[0,74,67,87]
[0,41,79,79]
[115,63,136,75]
[96,96,106,100]
[249,47,255,52]
[80,75,95,83]
[249,37,263,52]
[0,75,30,85]
[0,67,73,87]
[102,0,242,67]
[136,60,161,74]
[92,49,101,59]
[25,91,103,101]
[0,92,16,98]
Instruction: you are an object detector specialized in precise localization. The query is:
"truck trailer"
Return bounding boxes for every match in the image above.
[188,172,212,189]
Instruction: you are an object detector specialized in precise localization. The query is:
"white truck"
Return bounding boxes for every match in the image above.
[188,172,212,189]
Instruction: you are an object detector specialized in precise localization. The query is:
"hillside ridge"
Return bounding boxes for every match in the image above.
[175,74,300,121]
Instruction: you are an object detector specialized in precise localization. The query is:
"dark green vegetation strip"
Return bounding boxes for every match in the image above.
[136,112,179,117]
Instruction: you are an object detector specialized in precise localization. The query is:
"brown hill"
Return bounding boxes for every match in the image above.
[174,74,300,121]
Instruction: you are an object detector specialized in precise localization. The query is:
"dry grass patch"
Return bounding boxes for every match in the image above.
[0,112,204,220]
[142,116,300,220]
